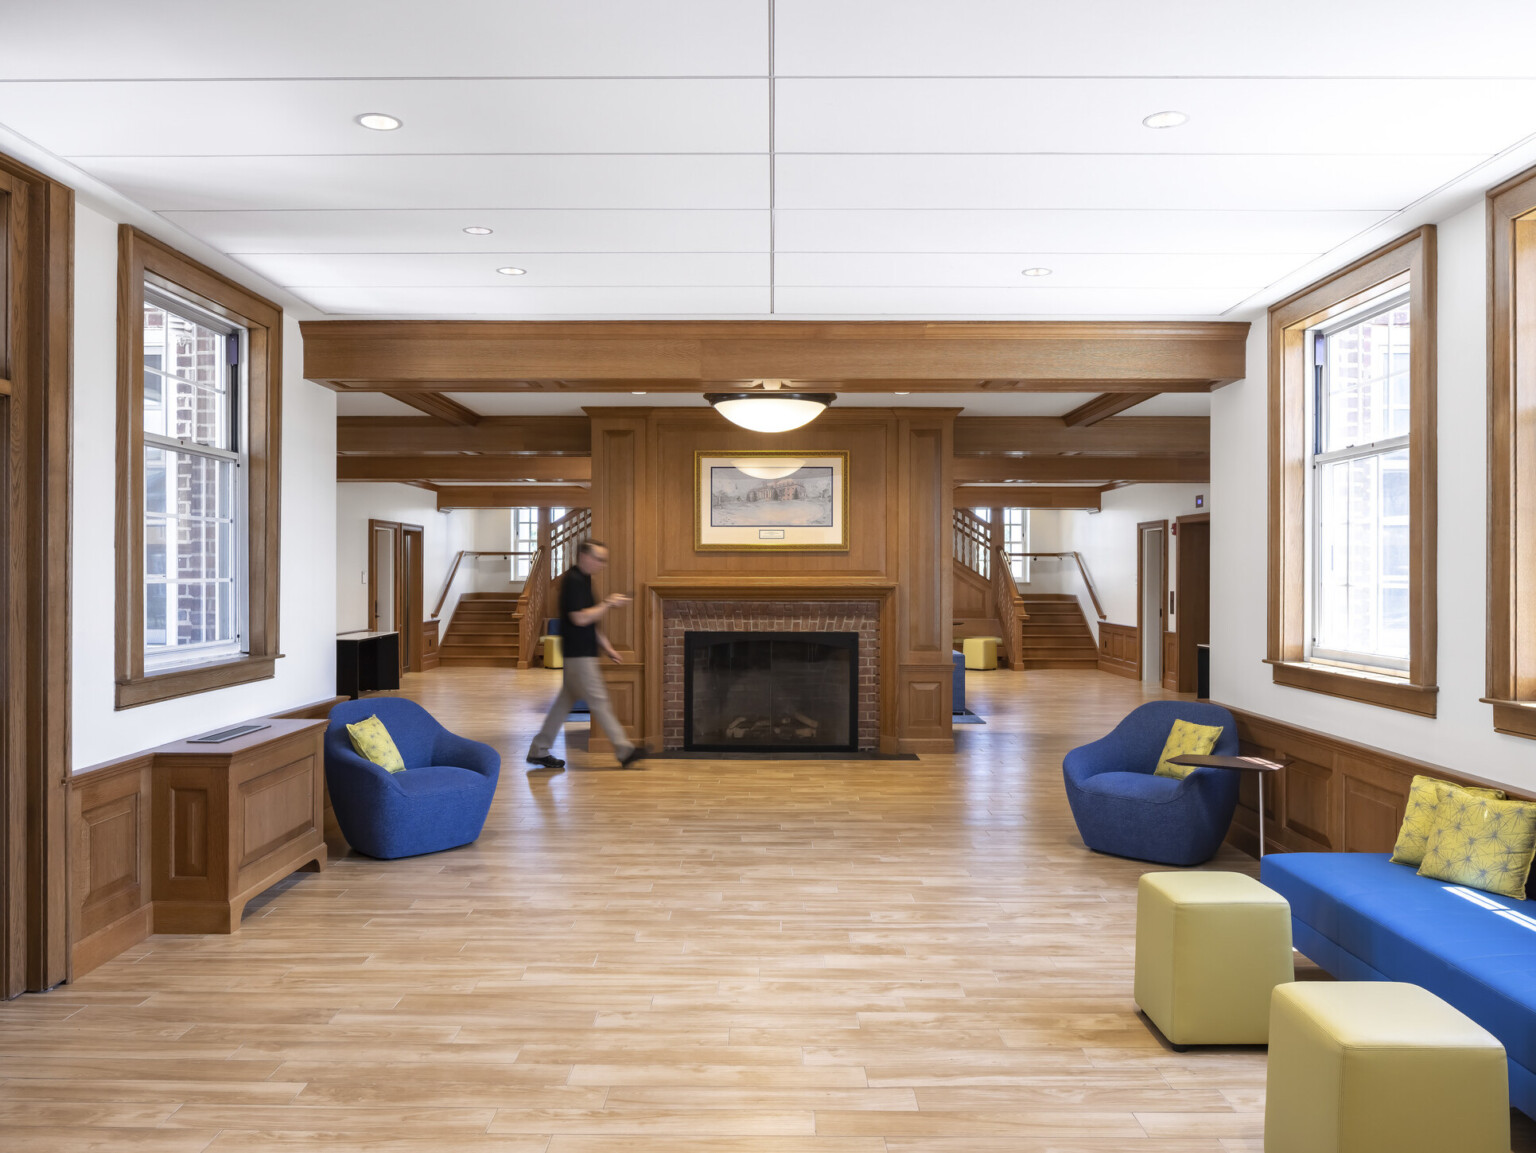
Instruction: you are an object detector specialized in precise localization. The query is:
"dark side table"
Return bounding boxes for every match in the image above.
[1166,754,1288,858]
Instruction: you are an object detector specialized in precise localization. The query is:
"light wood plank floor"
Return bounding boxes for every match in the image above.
[6,667,1532,1151]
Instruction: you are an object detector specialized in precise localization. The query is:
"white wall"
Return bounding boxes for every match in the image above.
[1053,484,1208,640]
[1211,197,1536,787]
[71,202,337,769]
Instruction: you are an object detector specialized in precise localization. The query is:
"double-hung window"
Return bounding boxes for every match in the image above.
[1267,226,1436,715]
[510,507,539,581]
[1001,507,1030,583]
[142,289,246,669]
[1308,294,1411,672]
[116,226,283,709]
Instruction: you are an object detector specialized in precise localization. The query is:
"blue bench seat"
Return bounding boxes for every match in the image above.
[1262,851,1536,1118]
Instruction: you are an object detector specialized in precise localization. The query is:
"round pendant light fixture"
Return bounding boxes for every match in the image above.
[705,380,835,433]
[732,457,805,480]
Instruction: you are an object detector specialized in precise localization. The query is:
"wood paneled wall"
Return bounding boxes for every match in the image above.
[587,407,955,753]
[1222,705,1534,858]
[1097,623,1138,679]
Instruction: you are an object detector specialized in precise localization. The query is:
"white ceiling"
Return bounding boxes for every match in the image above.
[5,0,1536,321]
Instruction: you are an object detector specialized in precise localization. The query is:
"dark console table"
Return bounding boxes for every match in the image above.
[337,630,400,699]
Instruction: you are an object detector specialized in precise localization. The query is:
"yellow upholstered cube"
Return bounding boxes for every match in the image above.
[1133,871,1293,1046]
[540,634,563,669]
[962,636,999,670]
[1266,982,1508,1153]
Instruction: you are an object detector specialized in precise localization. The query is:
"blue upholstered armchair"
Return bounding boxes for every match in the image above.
[325,699,501,859]
[1062,701,1240,867]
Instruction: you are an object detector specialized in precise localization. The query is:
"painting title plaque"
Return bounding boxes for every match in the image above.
[694,451,849,551]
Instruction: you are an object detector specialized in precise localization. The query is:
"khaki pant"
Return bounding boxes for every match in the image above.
[529,656,634,761]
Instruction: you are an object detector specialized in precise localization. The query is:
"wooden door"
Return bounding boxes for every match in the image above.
[402,525,424,673]
[1176,515,1212,694]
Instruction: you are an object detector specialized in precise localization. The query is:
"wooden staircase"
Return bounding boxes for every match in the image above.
[438,592,525,667]
[1018,594,1099,670]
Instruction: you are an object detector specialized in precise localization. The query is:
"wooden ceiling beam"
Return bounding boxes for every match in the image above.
[953,415,1207,455]
[1061,392,1153,427]
[954,455,1209,484]
[338,416,591,455]
[301,319,1249,389]
[383,390,482,426]
[954,486,1106,510]
[434,486,593,511]
[338,455,593,483]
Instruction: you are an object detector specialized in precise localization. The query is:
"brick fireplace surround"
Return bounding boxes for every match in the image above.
[661,600,881,750]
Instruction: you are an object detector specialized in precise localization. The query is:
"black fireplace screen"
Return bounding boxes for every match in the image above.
[684,631,858,752]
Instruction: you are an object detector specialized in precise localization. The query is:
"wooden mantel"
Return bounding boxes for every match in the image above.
[302,319,1249,392]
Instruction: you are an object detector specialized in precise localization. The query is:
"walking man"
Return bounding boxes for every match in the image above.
[527,539,646,770]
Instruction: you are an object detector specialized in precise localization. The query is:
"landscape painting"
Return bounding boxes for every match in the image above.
[695,451,849,551]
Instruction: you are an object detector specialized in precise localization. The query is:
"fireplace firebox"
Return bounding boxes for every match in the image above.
[683,631,858,753]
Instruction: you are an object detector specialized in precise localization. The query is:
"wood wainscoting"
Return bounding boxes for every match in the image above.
[1222,705,1533,858]
[69,719,329,978]
[1096,622,1138,679]
[421,618,440,671]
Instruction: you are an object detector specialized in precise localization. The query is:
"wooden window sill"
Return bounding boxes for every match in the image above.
[116,654,279,710]
[1264,659,1437,716]
[1483,699,1536,740]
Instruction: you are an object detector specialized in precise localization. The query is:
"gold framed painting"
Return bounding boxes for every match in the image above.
[694,451,850,551]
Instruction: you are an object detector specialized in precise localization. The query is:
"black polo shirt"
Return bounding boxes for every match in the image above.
[558,566,599,658]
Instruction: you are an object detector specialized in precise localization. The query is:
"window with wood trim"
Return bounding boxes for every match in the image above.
[116,227,283,709]
[1487,167,1536,739]
[1267,226,1437,715]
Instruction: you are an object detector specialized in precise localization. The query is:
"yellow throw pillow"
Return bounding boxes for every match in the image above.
[1417,793,1536,900]
[345,715,406,774]
[1152,719,1225,780]
[1390,775,1507,867]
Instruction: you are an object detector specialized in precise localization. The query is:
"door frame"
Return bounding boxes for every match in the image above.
[1136,519,1169,685]
[0,153,72,997]
[367,519,425,674]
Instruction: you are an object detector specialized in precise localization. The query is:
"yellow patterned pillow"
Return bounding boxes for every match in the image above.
[1390,775,1507,867]
[345,715,406,774]
[1417,793,1536,899]
[1152,720,1225,780]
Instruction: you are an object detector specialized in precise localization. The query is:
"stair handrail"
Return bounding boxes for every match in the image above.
[991,544,1028,668]
[431,550,519,620]
[1016,551,1107,620]
[550,507,592,580]
[952,507,992,579]
[516,544,551,669]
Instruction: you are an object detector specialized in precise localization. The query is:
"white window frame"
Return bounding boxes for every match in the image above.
[1001,507,1031,584]
[509,507,539,582]
[141,285,250,673]
[1305,288,1412,674]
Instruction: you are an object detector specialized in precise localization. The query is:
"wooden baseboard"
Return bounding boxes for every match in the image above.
[1097,657,1138,680]
[71,905,152,980]
[1217,703,1531,859]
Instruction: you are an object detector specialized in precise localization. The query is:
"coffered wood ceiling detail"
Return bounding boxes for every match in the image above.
[1061,393,1150,427]
[302,319,1248,391]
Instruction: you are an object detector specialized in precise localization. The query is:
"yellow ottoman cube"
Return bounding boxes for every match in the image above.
[540,635,563,669]
[963,636,999,670]
[1265,982,1505,1153]
[1266,982,1508,1153]
[1134,871,1293,1046]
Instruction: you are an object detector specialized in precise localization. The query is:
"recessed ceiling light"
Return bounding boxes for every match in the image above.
[355,112,402,131]
[1022,267,1052,277]
[462,226,493,236]
[632,390,647,395]
[895,391,911,395]
[496,266,527,276]
[1141,110,1189,129]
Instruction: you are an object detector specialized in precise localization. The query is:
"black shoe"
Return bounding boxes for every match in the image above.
[526,754,565,770]
[618,746,648,769]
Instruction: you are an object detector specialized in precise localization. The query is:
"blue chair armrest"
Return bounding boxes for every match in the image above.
[324,741,405,796]
[1063,726,1149,781]
[431,731,501,778]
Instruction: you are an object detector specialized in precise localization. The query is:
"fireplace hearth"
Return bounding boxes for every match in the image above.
[684,631,858,753]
